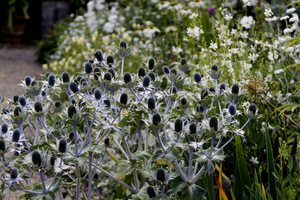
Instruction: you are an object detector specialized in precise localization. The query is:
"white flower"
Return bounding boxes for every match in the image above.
[172,46,183,54]
[179,7,191,16]
[250,156,259,164]
[157,1,170,10]
[102,22,115,33]
[287,8,296,14]
[224,13,233,21]
[189,13,199,19]
[243,0,250,7]
[209,43,218,50]
[248,53,259,62]
[240,16,255,29]
[289,14,299,22]
[280,16,289,21]
[187,26,203,39]
[264,8,273,17]
[249,0,257,6]
[274,69,284,74]
[165,26,178,33]
[283,28,293,34]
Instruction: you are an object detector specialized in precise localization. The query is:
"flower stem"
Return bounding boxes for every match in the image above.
[212,118,251,158]
[27,168,33,189]
[75,163,80,200]
[59,154,63,168]
[156,130,166,154]
[92,164,137,193]
[72,124,79,157]
[113,137,129,160]
[172,160,188,182]
[18,124,31,152]
[40,171,47,193]
[88,152,93,200]
[34,117,38,145]
[110,108,122,125]
[137,128,142,151]
[161,185,165,200]
[188,146,193,180]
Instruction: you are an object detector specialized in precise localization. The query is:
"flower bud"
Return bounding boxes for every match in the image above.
[180,58,187,66]
[231,83,239,95]
[228,104,236,116]
[163,66,170,74]
[104,99,111,108]
[156,169,166,182]
[0,139,5,151]
[41,90,46,97]
[69,132,74,140]
[120,93,128,105]
[34,102,43,112]
[211,64,218,71]
[10,168,18,180]
[152,113,161,126]
[148,57,155,70]
[220,83,226,91]
[12,129,20,142]
[62,72,70,83]
[196,105,204,113]
[68,105,77,118]
[93,173,99,179]
[108,69,115,78]
[249,103,257,115]
[14,106,22,117]
[138,67,146,77]
[201,89,208,99]
[71,98,76,105]
[94,67,101,80]
[194,72,201,83]
[104,72,112,82]
[50,156,56,166]
[225,102,230,109]
[59,138,67,153]
[55,101,62,108]
[209,87,215,93]
[1,123,8,134]
[104,138,110,147]
[123,72,132,83]
[3,108,9,114]
[94,88,102,100]
[69,82,79,93]
[170,68,177,75]
[94,50,103,62]
[48,74,56,87]
[25,76,32,86]
[209,116,218,131]
[181,97,188,106]
[147,186,156,198]
[148,72,155,81]
[189,122,197,134]
[13,95,19,103]
[31,80,37,86]
[80,78,87,85]
[84,62,93,74]
[148,97,155,110]
[19,96,26,107]
[119,40,128,49]
[174,118,183,132]
[32,151,42,166]
[142,75,151,88]
[106,55,114,65]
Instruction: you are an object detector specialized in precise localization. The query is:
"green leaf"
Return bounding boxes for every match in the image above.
[265,132,277,200]
[117,160,135,179]
[234,162,243,199]
[235,136,251,196]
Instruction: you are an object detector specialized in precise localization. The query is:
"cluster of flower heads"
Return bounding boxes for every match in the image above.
[0,40,258,199]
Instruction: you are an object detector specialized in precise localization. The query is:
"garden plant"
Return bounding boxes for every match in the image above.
[0,0,300,199]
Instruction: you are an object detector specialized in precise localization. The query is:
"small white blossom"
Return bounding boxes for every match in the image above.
[289,14,299,22]
[240,16,255,29]
[172,46,183,54]
[209,43,218,50]
[287,8,296,14]
[274,69,284,74]
[264,8,273,17]
[224,13,233,21]
[248,53,259,62]
[187,26,203,39]
[250,157,259,164]
[280,16,289,21]
[243,0,250,7]
[189,12,199,19]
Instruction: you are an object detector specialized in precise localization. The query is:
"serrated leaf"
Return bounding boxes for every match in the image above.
[117,160,134,179]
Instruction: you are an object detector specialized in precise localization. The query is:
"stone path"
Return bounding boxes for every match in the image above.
[0,44,46,99]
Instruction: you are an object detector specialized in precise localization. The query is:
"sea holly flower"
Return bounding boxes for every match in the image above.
[202,116,223,135]
[48,74,56,87]
[147,186,157,198]
[24,76,32,86]
[84,62,93,74]
[208,64,222,80]
[151,168,172,184]
[224,83,246,104]
[94,50,104,63]
[178,58,191,74]
[104,55,120,69]
[116,40,131,58]
[245,103,258,119]
[146,57,157,70]
[9,106,27,125]
[5,168,23,184]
